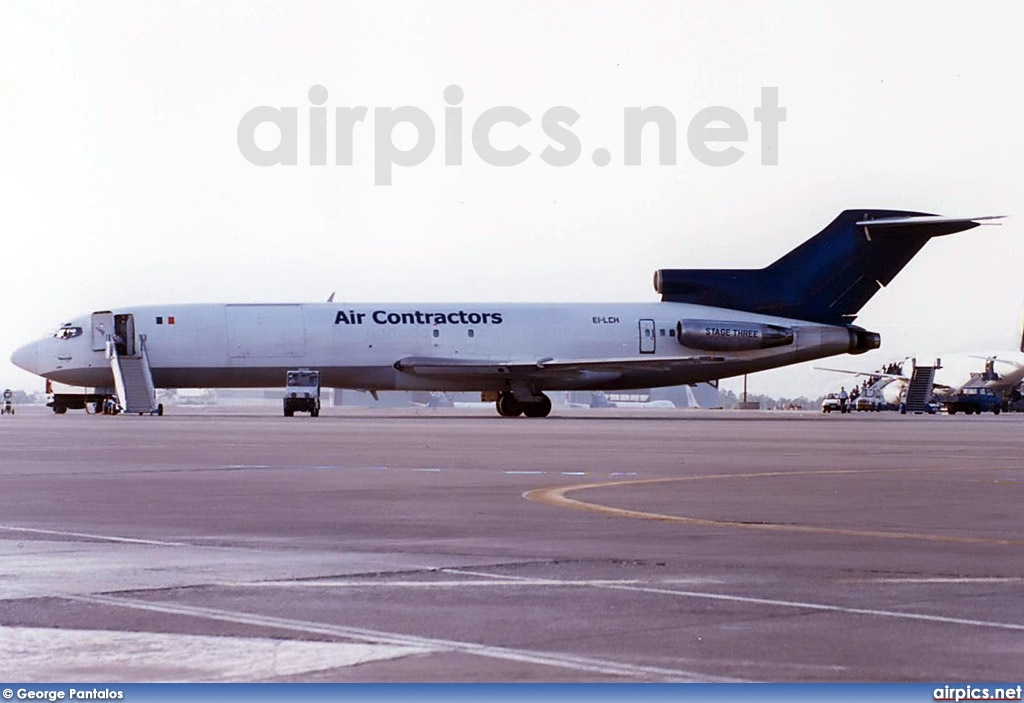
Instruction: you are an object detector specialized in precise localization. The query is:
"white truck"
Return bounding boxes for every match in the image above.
[283,369,321,417]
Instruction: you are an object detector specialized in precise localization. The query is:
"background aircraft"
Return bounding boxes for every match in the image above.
[815,361,910,408]
[940,355,1024,399]
[818,353,1024,410]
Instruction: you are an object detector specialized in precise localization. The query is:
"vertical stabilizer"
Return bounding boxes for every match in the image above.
[655,210,995,324]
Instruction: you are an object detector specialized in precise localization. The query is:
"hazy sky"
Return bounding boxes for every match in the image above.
[1,1,1021,397]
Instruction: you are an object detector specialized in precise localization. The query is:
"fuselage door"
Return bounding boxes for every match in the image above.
[91,311,114,351]
[639,318,656,354]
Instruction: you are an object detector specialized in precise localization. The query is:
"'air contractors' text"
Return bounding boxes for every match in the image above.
[335,310,504,326]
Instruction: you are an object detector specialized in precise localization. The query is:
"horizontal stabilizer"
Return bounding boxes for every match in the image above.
[855,215,1004,227]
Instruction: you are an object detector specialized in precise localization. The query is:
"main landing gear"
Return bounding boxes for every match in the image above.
[496,391,552,418]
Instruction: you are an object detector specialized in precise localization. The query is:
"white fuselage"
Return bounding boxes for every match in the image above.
[13,301,861,394]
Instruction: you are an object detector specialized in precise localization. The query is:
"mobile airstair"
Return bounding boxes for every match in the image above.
[902,363,936,414]
[109,334,161,415]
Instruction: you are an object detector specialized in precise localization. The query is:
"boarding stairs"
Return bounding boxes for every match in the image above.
[109,335,159,414]
[903,365,936,413]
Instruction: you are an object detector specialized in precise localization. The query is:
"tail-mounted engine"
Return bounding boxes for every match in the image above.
[676,319,794,352]
[847,326,881,355]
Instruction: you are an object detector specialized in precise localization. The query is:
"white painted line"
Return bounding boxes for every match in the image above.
[212,578,720,588]
[442,569,723,587]
[847,577,1024,584]
[446,569,1024,632]
[60,592,739,682]
[600,583,1024,631]
[444,568,530,580]
[0,525,186,547]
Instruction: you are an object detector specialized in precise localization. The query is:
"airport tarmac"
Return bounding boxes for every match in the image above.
[1,405,1022,682]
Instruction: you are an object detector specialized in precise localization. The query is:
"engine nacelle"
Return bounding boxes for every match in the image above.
[848,327,881,355]
[676,319,794,352]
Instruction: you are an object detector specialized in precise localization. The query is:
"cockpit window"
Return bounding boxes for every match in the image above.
[53,324,83,340]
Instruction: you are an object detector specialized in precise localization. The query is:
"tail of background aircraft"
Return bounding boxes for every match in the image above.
[1019,309,1024,353]
[655,210,999,325]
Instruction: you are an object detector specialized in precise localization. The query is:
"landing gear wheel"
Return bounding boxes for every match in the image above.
[496,392,523,417]
[522,394,552,418]
[156,403,164,417]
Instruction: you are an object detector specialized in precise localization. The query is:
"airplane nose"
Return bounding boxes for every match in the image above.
[10,341,39,375]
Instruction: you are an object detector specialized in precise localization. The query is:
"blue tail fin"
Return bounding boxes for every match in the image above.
[655,209,986,325]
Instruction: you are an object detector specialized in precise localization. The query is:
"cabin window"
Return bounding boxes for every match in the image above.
[468,329,475,338]
[433,329,439,338]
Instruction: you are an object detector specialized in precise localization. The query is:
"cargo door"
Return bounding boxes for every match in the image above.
[226,304,305,359]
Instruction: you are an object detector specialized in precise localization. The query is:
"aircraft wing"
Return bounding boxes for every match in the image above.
[814,366,907,380]
[393,354,730,384]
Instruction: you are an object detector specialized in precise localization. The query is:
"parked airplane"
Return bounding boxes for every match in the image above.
[819,353,1024,408]
[815,361,910,408]
[567,391,678,410]
[10,210,1002,417]
[943,355,1024,397]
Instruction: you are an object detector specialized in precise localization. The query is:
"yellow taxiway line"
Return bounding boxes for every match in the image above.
[524,467,1024,546]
